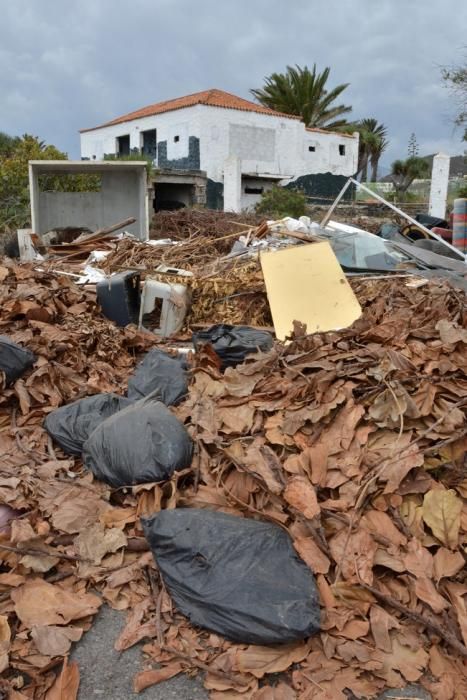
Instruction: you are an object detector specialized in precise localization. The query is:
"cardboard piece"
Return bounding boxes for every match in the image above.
[260,241,362,340]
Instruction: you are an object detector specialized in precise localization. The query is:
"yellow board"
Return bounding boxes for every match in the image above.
[260,241,362,340]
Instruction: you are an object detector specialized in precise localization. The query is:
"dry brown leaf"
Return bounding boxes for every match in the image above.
[329,528,377,585]
[433,548,465,582]
[133,663,183,692]
[234,641,310,679]
[12,579,102,626]
[369,605,400,652]
[413,576,450,614]
[252,683,296,700]
[293,536,330,574]
[74,523,127,565]
[361,510,407,548]
[445,583,467,647]
[377,636,429,686]
[31,625,83,656]
[402,538,433,578]
[0,615,10,673]
[436,319,467,344]
[284,477,320,519]
[45,658,80,700]
[422,489,462,549]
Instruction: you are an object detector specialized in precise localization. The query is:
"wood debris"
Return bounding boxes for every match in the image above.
[0,237,465,699]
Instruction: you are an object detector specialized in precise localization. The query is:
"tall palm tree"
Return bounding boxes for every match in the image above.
[251,64,352,130]
[348,119,388,181]
[359,118,389,181]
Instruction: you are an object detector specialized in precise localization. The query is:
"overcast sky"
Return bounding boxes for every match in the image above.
[1,0,466,173]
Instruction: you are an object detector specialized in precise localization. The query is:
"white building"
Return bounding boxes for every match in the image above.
[80,89,359,212]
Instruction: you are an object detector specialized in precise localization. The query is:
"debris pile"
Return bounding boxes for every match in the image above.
[0,214,465,698]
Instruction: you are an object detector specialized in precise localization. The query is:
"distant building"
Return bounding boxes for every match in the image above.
[80,89,359,212]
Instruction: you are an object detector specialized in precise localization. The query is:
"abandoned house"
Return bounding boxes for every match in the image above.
[80,89,359,212]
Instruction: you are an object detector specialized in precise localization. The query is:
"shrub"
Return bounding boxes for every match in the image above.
[255,185,306,219]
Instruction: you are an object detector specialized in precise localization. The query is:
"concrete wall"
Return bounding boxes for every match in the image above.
[30,162,148,239]
[80,104,358,186]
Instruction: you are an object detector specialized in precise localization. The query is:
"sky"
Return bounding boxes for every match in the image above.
[1,0,466,174]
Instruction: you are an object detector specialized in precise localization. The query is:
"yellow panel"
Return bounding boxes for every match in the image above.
[260,241,362,340]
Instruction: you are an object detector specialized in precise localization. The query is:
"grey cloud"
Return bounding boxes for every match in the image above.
[1,0,466,171]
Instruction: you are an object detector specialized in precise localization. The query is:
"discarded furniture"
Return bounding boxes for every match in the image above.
[138,278,190,337]
[96,271,141,327]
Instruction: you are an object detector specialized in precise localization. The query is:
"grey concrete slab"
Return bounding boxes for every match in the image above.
[71,605,208,700]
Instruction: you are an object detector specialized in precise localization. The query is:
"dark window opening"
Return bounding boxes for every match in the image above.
[173,135,180,143]
[308,145,316,152]
[244,186,264,195]
[339,144,346,156]
[141,128,157,158]
[117,134,130,156]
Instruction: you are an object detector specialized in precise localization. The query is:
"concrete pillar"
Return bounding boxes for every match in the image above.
[429,153,450,219]
[223,156,242,213]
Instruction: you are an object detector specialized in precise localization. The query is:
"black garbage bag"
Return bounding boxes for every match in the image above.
[142,509,320,644]
[0,336,35,387]
[83,399,193,487]
[44,393,133,456]
[192,324,273,369]
[127,349,188,405]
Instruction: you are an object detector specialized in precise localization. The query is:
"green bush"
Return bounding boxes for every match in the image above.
[455,183,467,199]
[103,151,156,178]
[255,185,307,219]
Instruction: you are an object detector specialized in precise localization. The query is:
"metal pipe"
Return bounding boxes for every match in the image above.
[319,178,353,228]
[349,178,466,262]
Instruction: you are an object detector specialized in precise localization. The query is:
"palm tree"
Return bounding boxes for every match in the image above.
[348,119,388,181]
[362,118,388,182]
[390,157,430,201]
[251,64,352,130]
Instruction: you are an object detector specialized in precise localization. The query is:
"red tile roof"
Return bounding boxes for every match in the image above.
[305,126,356,139]
[80,89,301,133]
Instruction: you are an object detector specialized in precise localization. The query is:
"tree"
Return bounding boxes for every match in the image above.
[351,119,388,182]
[442,55,467,141]
[389,156,430,202]
[408,132,419,158]
[0,132,20,158]
[251,64,352,130]
[0,134,98,233]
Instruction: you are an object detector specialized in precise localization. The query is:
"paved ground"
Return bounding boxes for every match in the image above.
[71,605,431,700]
[71,605,208,700]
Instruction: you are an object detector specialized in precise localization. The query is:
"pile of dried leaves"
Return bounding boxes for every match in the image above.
[0,256,465,699]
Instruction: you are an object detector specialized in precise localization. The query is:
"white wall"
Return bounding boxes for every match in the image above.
[80,104,358,183]
[80,105,202,162]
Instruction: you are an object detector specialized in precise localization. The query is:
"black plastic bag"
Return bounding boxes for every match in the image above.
[44,393,133,456]
[83,399,193,487]
[0,336,35,387]
[142,509,320,644]
[127,349,188,405]
[192,325,273,369]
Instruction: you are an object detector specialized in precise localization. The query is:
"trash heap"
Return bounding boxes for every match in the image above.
[0,252,465,698]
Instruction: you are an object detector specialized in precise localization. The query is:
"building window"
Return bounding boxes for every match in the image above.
[339,144,346,156]
[116,134,130,156]
[244,186,263,195]
[174,135,180,143]
[308,145,316,152]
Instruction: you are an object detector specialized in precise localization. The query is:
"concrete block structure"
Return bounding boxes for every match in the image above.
[80,89,359,213]
[29,160,148,240]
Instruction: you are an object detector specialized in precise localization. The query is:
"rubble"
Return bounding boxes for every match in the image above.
[0,208,465,698]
